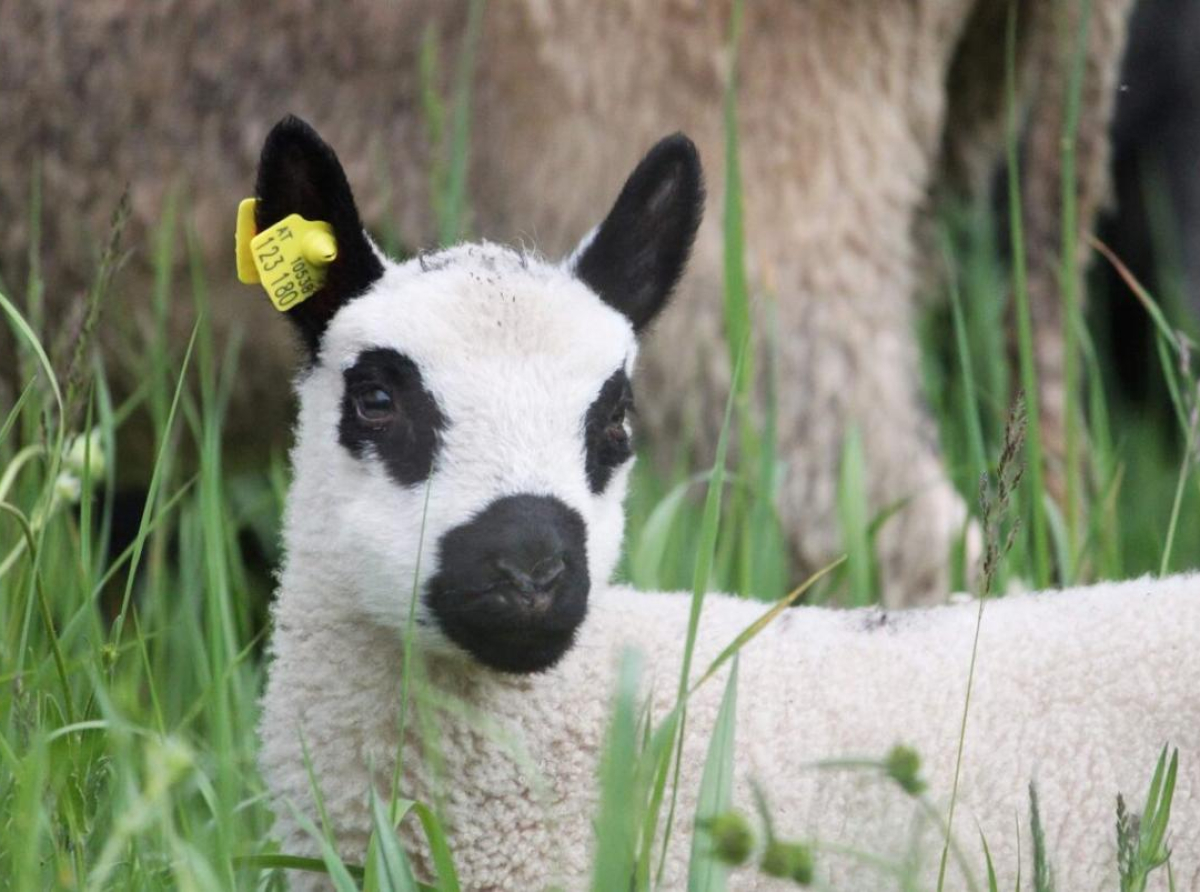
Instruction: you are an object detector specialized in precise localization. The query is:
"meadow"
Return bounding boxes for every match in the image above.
[1,4,1198,889]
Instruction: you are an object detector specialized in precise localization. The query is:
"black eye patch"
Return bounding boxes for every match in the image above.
[338,348,447,486]
[584,369,635,494]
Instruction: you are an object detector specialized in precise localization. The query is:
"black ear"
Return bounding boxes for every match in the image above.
[571,134,704,333]
[255,115,384,359]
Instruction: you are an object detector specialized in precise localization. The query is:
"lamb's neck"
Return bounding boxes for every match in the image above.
[270,553,526,712]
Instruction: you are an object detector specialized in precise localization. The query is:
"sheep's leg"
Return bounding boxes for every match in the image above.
[637,232,979,608]
[937,0,1135,543]
[622,0,986,608]
[1020,0,1134,513]
[772,268,979,608]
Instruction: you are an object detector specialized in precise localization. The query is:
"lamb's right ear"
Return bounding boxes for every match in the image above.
[255,115,384,359]
[570,134,704,333]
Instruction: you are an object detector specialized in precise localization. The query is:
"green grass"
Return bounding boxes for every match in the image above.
[2,3,1198,888]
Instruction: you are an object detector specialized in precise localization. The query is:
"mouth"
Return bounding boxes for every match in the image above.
[426,583,589,674]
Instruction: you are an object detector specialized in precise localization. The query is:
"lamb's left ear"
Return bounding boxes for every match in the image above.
[255,115,384,359]
[570,134,704,333]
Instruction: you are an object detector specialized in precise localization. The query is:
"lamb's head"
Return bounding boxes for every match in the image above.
[261,117,703,674]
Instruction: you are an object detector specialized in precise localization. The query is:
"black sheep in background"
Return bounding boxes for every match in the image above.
[1098,0,1200,408]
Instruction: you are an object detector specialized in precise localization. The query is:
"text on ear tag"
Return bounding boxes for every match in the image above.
[235,198,338,311]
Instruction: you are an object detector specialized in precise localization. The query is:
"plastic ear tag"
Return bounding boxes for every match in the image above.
[235,198,338,311]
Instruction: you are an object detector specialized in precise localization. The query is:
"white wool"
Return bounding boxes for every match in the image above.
[263,575,1200,891]
[262,243,1198,891]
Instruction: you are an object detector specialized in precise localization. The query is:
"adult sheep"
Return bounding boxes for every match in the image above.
[0,0,1135,605]
[256,118,1198,891]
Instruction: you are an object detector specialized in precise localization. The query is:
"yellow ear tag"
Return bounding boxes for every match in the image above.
[235,198,338,311]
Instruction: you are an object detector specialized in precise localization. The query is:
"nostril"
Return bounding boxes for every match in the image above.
[496,554,566,594]
[530,555,565,590]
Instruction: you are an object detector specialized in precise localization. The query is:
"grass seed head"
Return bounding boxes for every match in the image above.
[885,744,926,796]
[702,810,755,866]
[760,839,814,885]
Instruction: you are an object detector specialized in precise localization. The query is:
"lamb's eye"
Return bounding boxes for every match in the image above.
[606,405,628,442]
[354,387,395,425]
[584,370,635,492]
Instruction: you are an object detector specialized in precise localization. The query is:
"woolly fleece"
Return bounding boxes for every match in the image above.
[261,573,1200,891]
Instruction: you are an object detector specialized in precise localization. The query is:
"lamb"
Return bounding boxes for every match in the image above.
[256,117,1200,891]
[0,0,1137,605]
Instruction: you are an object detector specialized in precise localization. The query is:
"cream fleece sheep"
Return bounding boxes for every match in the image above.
[263,574,1200,891]
[0,0,1136,605]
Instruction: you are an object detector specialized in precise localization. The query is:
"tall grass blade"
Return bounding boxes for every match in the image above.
[979,830,1000,892]
[591,650,643,891]
[654,345,747,880]
[721,0,753,413]
[630,473,706,591]
[112,323,199,646]
[440,0,484,244]
[1160,414,1196,576]
[689,556,844,696]
[942,230,989,483]
[1056,0,1093,580]
[1029,782,1054,892]
[286,806,361,892]
[365,788,420,892]
[837,426,875,606]
[1004,2,1051,586]
[687,656,739,892]
[0,287,64,431]
[409,801,462,892]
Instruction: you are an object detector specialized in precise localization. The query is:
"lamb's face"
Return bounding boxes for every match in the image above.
[294,248,639,671]
[258,117,702,673]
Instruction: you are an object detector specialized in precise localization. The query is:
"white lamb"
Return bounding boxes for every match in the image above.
[255,117,1200,891]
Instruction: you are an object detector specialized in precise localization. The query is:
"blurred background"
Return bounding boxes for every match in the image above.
[0,1,1197,885]
[2,0,1196,602]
